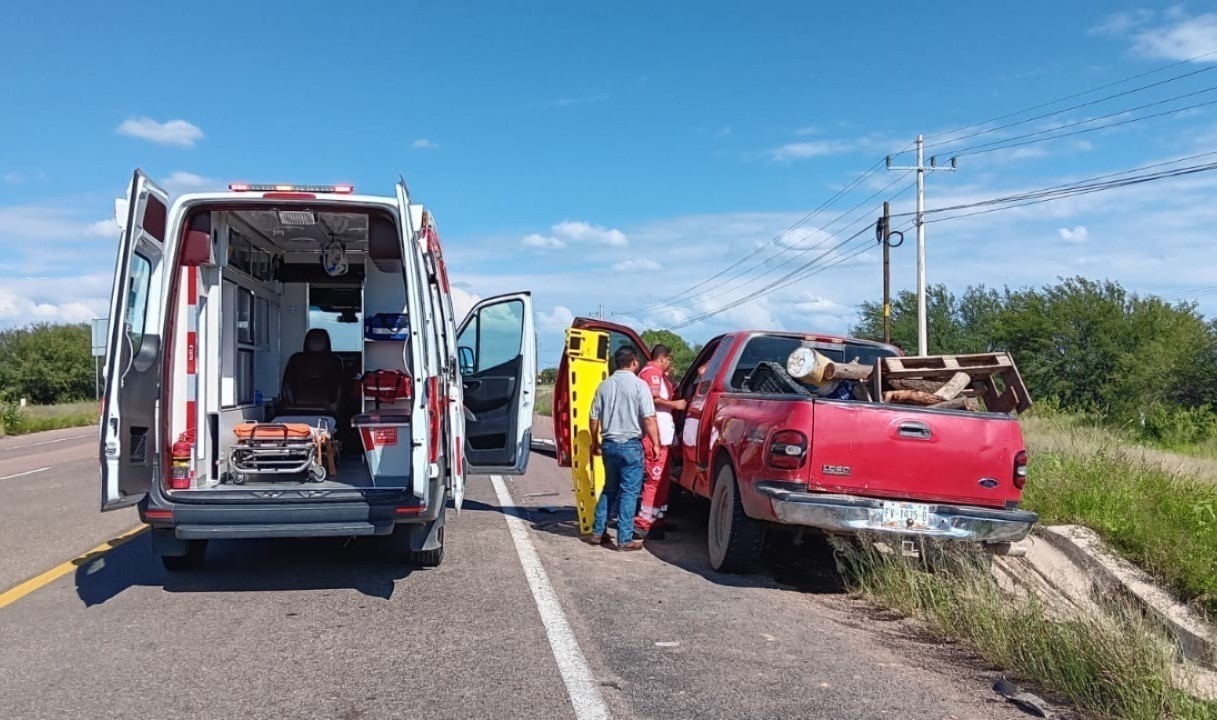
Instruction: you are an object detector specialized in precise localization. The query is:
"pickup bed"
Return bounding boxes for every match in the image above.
[556,322,1037,572]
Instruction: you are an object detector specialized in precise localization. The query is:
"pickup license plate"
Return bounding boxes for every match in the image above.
[881,501,931,530]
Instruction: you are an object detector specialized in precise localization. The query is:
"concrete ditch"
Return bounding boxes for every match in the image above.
[994,524,1217,700]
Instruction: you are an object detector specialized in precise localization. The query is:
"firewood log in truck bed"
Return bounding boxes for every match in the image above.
[786,347,1031,414]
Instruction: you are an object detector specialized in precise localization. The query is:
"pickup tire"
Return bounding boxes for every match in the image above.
[707,463,764,573]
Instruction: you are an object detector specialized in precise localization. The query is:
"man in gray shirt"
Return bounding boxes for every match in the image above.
[588,346,661,551]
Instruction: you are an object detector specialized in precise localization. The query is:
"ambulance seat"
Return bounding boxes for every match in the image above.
[279,329,345,419]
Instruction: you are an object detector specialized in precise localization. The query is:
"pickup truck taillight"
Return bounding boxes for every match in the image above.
[768,430,808,470]
[1013,450,1028,489]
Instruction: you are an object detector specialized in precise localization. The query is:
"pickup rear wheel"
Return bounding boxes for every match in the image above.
[707,463,764,573]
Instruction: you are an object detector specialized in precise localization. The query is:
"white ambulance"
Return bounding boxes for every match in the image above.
[100,170,536,569]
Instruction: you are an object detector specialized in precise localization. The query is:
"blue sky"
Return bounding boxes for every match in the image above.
[3,2,1217,361]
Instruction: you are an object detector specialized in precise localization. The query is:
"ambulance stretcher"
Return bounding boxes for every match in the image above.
[563,327,610,535]
[227,419,338,484]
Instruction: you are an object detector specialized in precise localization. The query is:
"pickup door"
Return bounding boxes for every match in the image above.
[806,399,1024,509]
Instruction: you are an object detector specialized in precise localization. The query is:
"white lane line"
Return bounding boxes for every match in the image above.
[0,467,50,481]
[490,474,611,720]
[2,433,93,450]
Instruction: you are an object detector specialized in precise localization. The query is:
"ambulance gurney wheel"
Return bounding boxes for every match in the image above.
[309,464,327,483]
[707,462,764,574]
[229,472,246,485]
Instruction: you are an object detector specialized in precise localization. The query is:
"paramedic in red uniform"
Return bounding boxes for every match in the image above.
[635,345,685,539]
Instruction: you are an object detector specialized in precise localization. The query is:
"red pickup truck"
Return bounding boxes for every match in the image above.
[555,319,1036,572]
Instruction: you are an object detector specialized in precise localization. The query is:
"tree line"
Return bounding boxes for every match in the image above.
[0,323,97,405]
[852,277,1217,445]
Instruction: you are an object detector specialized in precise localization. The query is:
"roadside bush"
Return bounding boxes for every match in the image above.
[1136,404,1217,449]
[1024,451,1217,617]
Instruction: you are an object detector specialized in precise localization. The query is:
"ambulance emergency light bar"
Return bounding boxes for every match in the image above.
[228,183,355,194]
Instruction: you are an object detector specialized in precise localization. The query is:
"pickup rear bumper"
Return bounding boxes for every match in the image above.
[755,482,1037,544]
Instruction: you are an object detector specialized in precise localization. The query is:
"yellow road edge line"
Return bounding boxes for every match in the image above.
[0,524,149,610]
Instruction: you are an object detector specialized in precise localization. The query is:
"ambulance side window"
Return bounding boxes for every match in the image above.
[457,300,523,373]
[125,252,153,354]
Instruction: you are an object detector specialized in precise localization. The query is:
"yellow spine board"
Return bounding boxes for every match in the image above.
[564,328,610,535]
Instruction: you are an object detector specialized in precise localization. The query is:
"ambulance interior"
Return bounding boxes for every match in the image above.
[173,204,414,492]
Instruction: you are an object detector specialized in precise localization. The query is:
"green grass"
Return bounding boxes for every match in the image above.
[0,401,98,437]
[1023,450,1217,618]
[534,384,554,416]
[840,541,1217,720]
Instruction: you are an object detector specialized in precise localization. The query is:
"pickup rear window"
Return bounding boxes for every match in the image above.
[728,335,897,390]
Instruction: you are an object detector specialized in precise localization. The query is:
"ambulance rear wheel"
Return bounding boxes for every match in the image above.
[410,524,445,568]
[707,463,763,573]
[160,540,207,572]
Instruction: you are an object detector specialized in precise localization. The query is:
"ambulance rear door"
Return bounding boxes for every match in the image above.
[457,293,536,475]
[101,170,171,511]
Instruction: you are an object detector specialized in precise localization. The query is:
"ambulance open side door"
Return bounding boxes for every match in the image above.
[456,292,536,475]
[101,170,170,511]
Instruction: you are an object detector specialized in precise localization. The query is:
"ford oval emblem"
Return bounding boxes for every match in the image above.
[978,478,1000,489]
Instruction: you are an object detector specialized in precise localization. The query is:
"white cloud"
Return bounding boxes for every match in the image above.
[551,220,628,247]
[116,117,205,147]
[522,233,567,249]
[449,285,480,321]
[795,126,820,136]
[769,140,853,161]
[0,206,113,241]
[521,220,628,250]
[537,305,576,330]
[545,94,610,108]
[1090,9,1155,37]
[1058,225,1089,243]
[611,258,662,272]
[411,138,439,150]
[0,274,113,328]
[1095,9,1217,62]
[791,294,849,314]
[88,219,119,238]
[162,171,219,196]
[3,172,24,184]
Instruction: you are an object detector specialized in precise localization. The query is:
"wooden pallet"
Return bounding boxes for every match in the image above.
[875,352,1032,414]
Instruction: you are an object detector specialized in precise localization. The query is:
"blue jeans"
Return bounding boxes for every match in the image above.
[592,438,645,544]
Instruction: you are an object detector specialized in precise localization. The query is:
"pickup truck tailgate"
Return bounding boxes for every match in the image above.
[807,400,1024,509]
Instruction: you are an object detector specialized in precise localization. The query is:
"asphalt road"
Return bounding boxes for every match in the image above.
[0,421,1038,720]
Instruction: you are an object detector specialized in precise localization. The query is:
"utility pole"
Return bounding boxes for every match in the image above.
[876,202,904,345]
[887,135,956,356]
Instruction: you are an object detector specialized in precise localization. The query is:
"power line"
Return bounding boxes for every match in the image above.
[890,149,1217,219]
[667,221,881,329]
[923,62,1217,151]
[639,171,914,316]
[918,47,1217,149]
[922,161,1217,224]
[949,87,1217,158]
[623,157,894,315]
